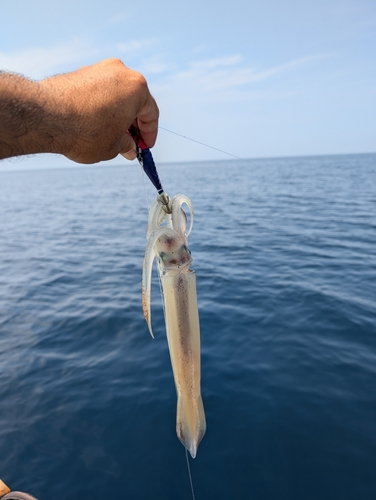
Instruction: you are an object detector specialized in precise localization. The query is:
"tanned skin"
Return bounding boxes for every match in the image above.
[0,58,159,164]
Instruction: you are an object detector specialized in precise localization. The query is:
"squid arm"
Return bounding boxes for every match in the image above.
[142,194,206,458]
[142,226,175,338]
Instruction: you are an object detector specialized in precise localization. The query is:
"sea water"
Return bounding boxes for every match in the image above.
[0,153,375,499]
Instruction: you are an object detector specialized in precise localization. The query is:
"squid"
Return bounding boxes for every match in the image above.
[142,193,206,458]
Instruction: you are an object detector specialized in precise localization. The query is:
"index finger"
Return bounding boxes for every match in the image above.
[137,94,159,148]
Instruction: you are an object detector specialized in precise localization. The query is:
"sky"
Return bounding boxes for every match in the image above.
[0,0,375,169]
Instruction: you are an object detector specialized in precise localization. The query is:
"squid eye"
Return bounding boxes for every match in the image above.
[159,251,167,263]
[180,245,191,260]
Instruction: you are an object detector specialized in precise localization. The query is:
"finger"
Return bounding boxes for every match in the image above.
[137,95,159,147]
[121,148,137,161]
[120,134,137,161]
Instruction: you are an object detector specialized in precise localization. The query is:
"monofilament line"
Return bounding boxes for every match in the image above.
[139,162,151,211]
[185,448,196,500]
[159,126,243,160]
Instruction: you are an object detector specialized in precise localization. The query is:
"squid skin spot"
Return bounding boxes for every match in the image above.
[164,237,175,249]
[141,288,149,321]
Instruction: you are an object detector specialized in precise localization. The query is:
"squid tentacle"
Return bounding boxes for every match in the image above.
[142,226,177,338]
[171,194,194,237]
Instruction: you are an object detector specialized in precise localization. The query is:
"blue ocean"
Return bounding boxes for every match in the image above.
[0,153,375,500]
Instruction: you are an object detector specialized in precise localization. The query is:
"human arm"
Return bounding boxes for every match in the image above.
[0,58,159,163]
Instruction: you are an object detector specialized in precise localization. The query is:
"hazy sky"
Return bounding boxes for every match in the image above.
[1,0,375,168]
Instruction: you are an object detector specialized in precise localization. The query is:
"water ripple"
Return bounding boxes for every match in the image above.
[0,154,376,499]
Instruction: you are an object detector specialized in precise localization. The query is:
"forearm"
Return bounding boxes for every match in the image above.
[0,72,64,159]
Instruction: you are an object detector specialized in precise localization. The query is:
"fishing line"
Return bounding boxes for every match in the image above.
[135,127,198,500]
[159,126,243,160]
[140,163,151,210]
[185,448,197,500]
[145,213,197,500]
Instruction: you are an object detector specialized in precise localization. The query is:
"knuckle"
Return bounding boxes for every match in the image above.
[131,71,148,92]
[106,57,125,68]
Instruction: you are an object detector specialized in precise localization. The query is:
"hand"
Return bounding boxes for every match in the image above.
[41,58,159,163]
[0,59,159,164]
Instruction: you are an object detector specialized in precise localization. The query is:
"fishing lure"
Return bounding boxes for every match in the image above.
[130,126,206,458]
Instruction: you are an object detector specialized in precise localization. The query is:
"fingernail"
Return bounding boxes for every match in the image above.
[121,148,137,161]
